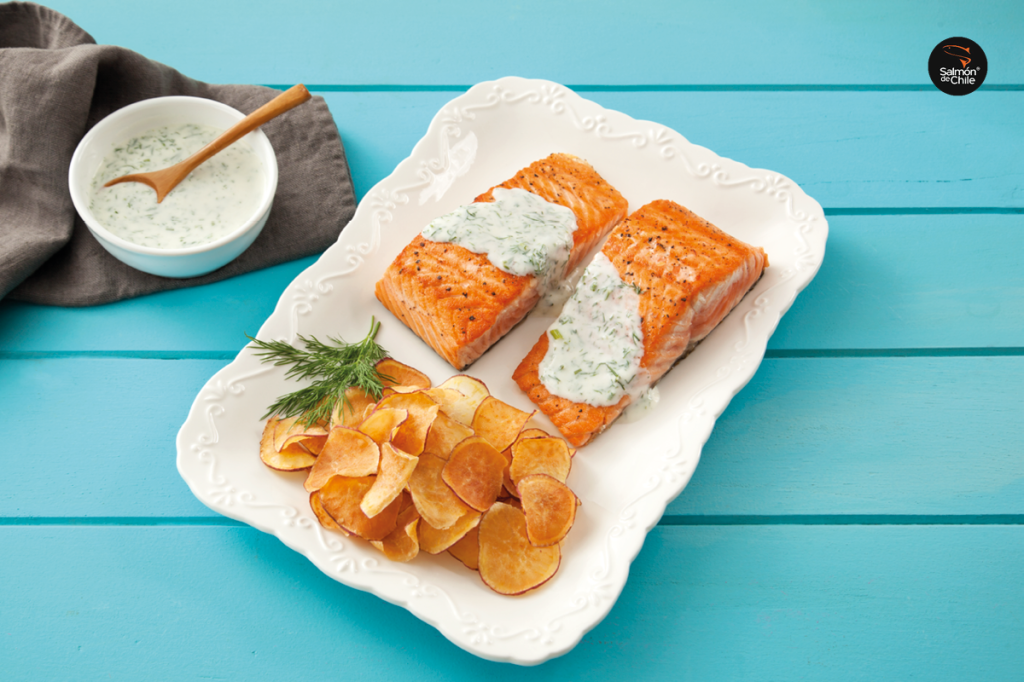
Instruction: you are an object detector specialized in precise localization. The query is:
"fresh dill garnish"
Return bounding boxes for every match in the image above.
[247,317,391,426]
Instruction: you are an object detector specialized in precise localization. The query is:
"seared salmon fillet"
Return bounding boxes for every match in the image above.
[513,200,768,447]
[376,154,628,370]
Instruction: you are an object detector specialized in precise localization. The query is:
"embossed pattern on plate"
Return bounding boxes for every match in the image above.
[176,77,827,665]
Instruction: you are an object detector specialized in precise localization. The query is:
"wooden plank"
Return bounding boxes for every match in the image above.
[576,92,1024,211]
[0,257,317,354]
[768,214,1024,350]
[1,525,1019,679]
[43,0,1024,85]
[322,91,1024,210]
[2,357,1019,519]
[3,214,1020,352]
[0,358,222,518]
[668,356,1024,517]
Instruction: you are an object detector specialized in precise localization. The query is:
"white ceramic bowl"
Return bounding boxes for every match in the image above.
[68,96,278,278]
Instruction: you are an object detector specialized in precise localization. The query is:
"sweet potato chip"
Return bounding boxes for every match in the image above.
[518,474,578,547]
[509,437,572,488]
[500,446,517,497]
[284,433,329,453]
[395,502,419,526]
[377,392,439,456]
[393,409,439,456]
[358,407,408,444]
[472,396,534,452]
[381,385,420,396]
[419,509,481,555]
[304,427,380,492]
[423,388,475,427]
[371,506,420,562]
[422,411,474,460]
[442,436,507,512]
[318,475,401,541]
[264,443,319,471]
[422,387,461,408]
[436,375,490,425]
[330,387,378,429]
[361,443,419,518]
[407,452,470,530]
[260,418,317,471]
[300,436,329,456]
[438,374,490,399]
[447,526,479,570]
[310,491,349,535]
[512,428,576,458]
[377,358,432,390]
[272,415,297,450]
[478,502,560,595]
[275,418,329,452]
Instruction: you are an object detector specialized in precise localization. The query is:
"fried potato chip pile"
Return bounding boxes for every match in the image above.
[258,358,581,595]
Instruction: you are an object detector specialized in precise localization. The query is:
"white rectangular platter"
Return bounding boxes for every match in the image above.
[177,77,827,665]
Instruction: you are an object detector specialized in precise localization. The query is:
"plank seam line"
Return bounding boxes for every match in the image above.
[1,517,246,526]
[767,348,1024,358]
[3,348,1021,360]
[267,84,1024,93]
[0,351,239,360]
[825,208,1023,215]
[2,515,1021,527]
[660,515,1024,526]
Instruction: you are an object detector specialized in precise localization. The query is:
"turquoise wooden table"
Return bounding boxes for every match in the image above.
[2,1,1021,678]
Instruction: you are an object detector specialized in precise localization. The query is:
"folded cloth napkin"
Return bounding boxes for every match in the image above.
[0,2,356,306]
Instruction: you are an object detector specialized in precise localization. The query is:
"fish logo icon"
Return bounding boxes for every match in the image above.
[942,44,972,68]
[929,37,987,96]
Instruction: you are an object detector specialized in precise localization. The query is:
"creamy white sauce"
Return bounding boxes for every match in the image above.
[533,259,589,317]
[89,123,265,249]
[539,253,645,406]
[621,386,660,423]
[421,187,576,295]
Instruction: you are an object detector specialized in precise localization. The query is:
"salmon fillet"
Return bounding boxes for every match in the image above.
[513,200,768,447]
[376,153,628,370]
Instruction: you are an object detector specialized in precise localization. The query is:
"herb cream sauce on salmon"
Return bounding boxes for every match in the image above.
[376,153,629,370]
[539,253,645,406]
[513,200,768,446]
[422,187,576,297]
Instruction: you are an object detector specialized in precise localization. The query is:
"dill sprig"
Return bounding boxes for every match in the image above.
[247,317,391,426]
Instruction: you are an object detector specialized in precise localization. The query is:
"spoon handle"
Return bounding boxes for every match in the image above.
[177,84,312,178]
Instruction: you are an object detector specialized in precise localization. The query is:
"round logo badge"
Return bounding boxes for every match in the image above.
[929,37,987,96]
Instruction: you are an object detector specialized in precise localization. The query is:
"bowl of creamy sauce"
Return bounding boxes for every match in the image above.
[69,96,278,278]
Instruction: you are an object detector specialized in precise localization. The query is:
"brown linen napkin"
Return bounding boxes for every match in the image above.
[0,2,356,306]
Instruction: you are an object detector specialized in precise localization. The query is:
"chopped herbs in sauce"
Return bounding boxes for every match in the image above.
[421,187,576,296]
[539,253,645,406]
[88,123,265,249]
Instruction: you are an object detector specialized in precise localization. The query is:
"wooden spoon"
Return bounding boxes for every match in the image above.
[104,83,312,202]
